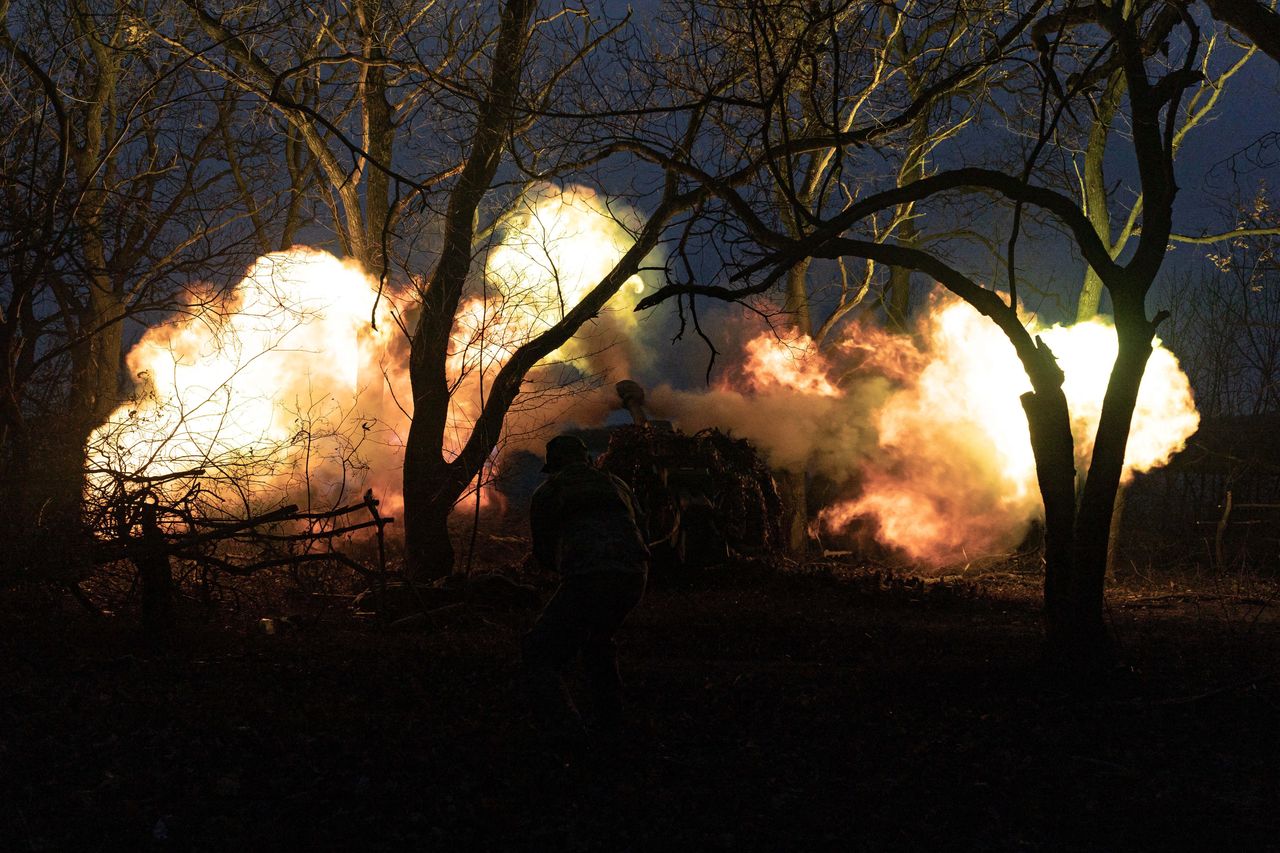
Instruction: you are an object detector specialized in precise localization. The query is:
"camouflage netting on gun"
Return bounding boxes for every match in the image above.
[597,425,784,558]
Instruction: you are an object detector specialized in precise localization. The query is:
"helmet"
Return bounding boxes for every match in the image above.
[542,434,589,473]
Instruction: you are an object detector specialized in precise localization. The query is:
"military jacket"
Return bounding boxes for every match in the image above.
[530,462,649,576]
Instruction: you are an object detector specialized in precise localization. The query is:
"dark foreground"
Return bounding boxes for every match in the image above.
[2,561,1277,851]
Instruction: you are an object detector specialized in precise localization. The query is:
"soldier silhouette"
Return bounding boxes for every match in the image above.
[522,434,649,735]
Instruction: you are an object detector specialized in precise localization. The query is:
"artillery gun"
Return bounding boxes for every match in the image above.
[599,380,783,571]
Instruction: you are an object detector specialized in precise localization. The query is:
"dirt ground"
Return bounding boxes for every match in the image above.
[1,549,1277,852]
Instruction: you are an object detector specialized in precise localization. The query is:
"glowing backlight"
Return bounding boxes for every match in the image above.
[742,293,1199,566]
[87,186,645,519]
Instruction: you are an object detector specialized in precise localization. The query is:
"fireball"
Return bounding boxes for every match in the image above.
[87,185,649,520]
[475,184,647,369]
[672,290,1199,567]
[816,294,1200,565]
[86,248,406,515]
[740,332,840,397]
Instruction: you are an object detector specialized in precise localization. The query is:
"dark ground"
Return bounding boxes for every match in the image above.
[2,551,1278,852]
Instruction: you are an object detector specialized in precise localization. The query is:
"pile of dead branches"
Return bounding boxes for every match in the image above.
[82,467,394,635]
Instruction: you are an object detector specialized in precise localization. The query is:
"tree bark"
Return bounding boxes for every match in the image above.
[402,450,460,581]
[885,238,915,331]
[775,470,809,555]
[779,260,812,555]
[1075,71,1125,323]
[1066,307,1155,656]
[403,0,539,580]
[1020,384,1076,650]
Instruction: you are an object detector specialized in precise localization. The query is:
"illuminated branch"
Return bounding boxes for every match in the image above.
[760,0,1054,161]
[451,181,705,487]
[1169,226,1280,243]
[168,0,466,270]
[633,165,1128,314]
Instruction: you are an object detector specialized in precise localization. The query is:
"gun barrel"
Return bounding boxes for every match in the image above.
[615,379,648,426]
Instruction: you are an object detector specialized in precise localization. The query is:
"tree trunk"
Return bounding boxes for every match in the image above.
[137,503,175,640]
[1106,483,1127,579]
[1074,70,1132,587]
[402,408,459,581]
[783,258,812,336]
[48,289,121,587]
[1020,385,1078,653]
[779,261,811,556]
[886,176,921,333]
[401,0,538,580]
[357,0,394,278]
[1076,267,1105,324]
[405,494,455,582]
[74,284,126,426]
[886,89,929,332]
[1075,72,1125,324]
[22,424,95,585]
[775,470,809,555]
[1066,321,1154,660]
[886,262,913,331]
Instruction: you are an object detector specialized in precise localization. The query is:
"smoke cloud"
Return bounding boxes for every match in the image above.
[642,291,1200,568]
[87,184,663,519]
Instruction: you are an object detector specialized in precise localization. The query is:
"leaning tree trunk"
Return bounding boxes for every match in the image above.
[1066,316,1155,659]
[1020,383,1079,655]
[400,0,539,582]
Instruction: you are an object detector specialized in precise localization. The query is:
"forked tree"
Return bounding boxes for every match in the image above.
[640,0,1215,667]
[168,0,725,578]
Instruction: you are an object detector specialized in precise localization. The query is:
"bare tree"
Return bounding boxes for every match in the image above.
[640,0,1212,668]
[647,0,1029,553]
[1174,189,1280,417]
[165,1,728,578]
[0,0,255,581]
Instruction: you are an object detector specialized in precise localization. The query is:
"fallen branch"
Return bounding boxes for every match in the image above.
[240,517,395,542]
[181,550,378,578]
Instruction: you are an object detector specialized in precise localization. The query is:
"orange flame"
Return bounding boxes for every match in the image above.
[86,249,409,517]
[813,293,1199,565]
[653,290,1199,567]
[87,185,648,521]
[740,332,840,396]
